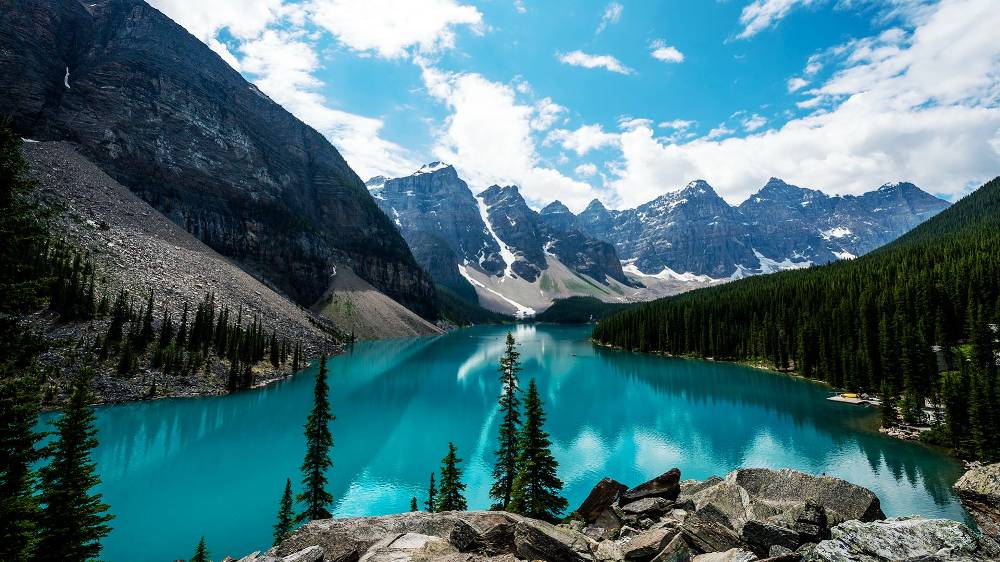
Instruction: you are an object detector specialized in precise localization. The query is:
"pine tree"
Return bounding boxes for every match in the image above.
[138,290,155,347]
[424,472,437,512]
[270,330,280,369]
[0,372,44,561]
[273,478,295,546]
[410,497,418,512]
[297,356,334,522]
[190,536,210,562]
[508,379,567,523]
[491,332,522,510]
[435,442,467,512]
[36,370,114,562]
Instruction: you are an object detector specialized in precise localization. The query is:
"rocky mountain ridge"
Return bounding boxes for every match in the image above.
[370,164,645,317]
[227,465,1000,562]
[577,178,950,278]
[0,0,436,319]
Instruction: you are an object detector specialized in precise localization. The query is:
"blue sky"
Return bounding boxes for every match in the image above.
[151,0,1000,210]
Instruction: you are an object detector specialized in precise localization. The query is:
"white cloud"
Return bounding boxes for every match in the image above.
[650,40,685,63]
[706,125,735,139]
[607,0,1000,208]
[557,50,634,75]
[618,117,654,131]
[658,119,696,130]
[530,97,567,131]
[575,163,598,177]
[787,77,809,92]
[596,2,623,33]
[239,31,419,179]
[546,124,619,155]
[742,114,768,131]
[418,63,600,210]
[514,0,527,14]
[149,0,290,69]
[736,0,820,39]
[307,0,484,59]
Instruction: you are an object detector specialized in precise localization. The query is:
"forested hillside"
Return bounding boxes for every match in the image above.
[593,177,1000,460]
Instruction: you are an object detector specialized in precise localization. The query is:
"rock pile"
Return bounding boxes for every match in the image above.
[227,467,999,562]
[954,462,1000,544]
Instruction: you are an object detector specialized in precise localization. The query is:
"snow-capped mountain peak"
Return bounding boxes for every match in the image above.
[413,161,452,175]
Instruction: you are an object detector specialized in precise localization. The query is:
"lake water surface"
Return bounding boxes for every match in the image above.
[50,324,969,561]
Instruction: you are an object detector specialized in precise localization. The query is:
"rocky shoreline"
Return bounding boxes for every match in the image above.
[224,465,1000,562]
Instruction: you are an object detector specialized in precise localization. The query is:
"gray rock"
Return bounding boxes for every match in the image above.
[681,514,745,555]
[358,533,457,562]
[623,469,682,505]
[682,477,724,497]
[767,545,794,558]
[651,534,696,562]
[806,516,1000,561]
[282,546,324,562]
[513,519,595,562]
[740,520,799,557]
[767,501,829,543]
[623,526,680,560]
[730,469,885,525]
[622,498,674,518]
[577,478,629,523]
[691,548,757,562]
[953,462,1000,542]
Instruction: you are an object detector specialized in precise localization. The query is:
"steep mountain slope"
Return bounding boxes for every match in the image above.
[0,0,435,318]
[22,141,341,401]
[370,164,655,316]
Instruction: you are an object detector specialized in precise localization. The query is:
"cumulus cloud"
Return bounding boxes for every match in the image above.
[787,77,809,92]
[736,0,820,39]
[545,124,619,155]
[239,30,419,178]
[596,2,623,33]
[575,163,599,177]
[607,0,1000,208]
[650,40,685,63]
[530,97,567,131]
[418,63,601,210]
[557,50,634,75]
[741,114,768,131]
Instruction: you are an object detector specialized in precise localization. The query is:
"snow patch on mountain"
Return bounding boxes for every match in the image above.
[752,249,812,274]
[622,263,717,284]
[833,250,857,260]
[476,194,517,279]
[820,226,852,239]
[414,161,449,175]
[458,264,535,317]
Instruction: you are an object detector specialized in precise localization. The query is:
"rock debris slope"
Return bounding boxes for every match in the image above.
[24,141,340,401]
[0,0,435,319]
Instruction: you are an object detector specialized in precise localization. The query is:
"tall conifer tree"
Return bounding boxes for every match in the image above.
[190,536,209,562]
[435,443,467,512]
[273,478,295,546]
[425,472,437,512]
[490,332,522,510]
[0,372,43,561]
[36,370,113,562]
[508,379,567,522]
[297,356,334,522]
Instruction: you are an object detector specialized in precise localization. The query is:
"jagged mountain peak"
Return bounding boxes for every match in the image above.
[365,175,388,190]
[411,161,455,177]
[541,200,572,215]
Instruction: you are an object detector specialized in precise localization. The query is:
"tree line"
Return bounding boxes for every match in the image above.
[593,176,1000,461]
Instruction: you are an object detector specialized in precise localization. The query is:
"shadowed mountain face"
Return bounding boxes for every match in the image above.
[0,0,435,318]
[369,164,627,300]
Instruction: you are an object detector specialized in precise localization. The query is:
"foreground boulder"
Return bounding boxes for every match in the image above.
[953,462,1000,542]
[621,469,682,505]
[233,466,992,562]
[805,516,1000,561]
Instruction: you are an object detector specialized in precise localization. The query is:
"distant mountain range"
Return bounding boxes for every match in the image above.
[370,165,950,316]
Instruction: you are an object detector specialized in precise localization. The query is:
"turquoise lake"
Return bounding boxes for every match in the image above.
[46,324,970,561]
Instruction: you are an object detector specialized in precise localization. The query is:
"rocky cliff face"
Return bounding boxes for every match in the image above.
[0,0,435,318]
[230,467,998,562]
[370,165,629,314]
